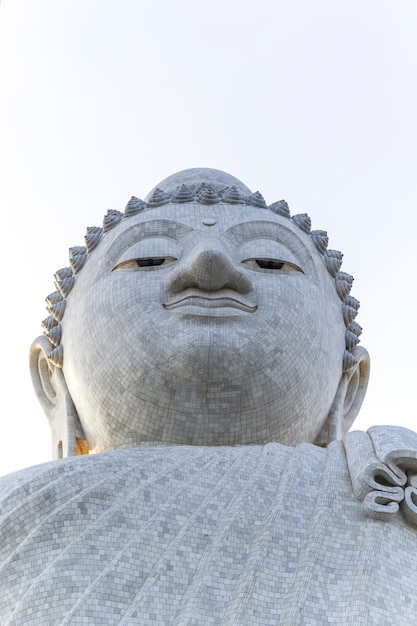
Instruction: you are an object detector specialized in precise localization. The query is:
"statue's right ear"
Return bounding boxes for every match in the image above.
[29,336,88,459]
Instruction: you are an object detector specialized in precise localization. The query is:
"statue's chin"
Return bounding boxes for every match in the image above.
[161,344,254,384]
[82,373,329,448]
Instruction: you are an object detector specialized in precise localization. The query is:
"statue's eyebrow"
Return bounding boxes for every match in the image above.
[108,219,194,250]
[220,220,308,248]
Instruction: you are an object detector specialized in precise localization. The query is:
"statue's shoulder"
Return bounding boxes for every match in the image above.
[0,458,78,507]
[0,447,146,513]
[343,425,417,526]
[0,442,327,518]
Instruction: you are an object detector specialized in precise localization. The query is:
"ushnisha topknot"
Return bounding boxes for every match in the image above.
[43,168,361,371]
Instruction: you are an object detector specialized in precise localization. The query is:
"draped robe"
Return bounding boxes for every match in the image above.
[1,426,417,625]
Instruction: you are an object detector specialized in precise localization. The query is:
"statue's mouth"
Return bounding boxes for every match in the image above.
[163,289,258,313]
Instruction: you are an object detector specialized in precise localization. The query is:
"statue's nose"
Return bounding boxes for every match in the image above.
[167,241,252,294]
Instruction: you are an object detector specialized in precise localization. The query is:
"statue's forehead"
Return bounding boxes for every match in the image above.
[101,202,314,249]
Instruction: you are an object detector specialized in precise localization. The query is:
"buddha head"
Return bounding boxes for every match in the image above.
[30,168,370,458]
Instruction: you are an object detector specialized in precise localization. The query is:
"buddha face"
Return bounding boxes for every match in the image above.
[60,200,347,451]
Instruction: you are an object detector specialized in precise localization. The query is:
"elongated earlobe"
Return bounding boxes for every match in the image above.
[315,346,370,446]
[29,335,88,459]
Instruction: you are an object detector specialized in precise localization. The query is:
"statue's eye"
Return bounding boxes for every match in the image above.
[255,259,284,270]
[243,258,304,273]
[136,257,170,267]
[113,256,177,271]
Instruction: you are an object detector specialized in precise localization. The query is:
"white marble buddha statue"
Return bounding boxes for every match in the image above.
[1,168,417,625]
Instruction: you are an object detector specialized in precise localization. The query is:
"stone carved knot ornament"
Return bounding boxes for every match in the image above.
[345,426,417,525]
[1,168,416,625]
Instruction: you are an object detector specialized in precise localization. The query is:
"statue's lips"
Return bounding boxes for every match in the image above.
[163,291,258,313]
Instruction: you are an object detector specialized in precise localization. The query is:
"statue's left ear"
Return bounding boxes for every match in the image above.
[314,346,371,446]
[29,335,88,459]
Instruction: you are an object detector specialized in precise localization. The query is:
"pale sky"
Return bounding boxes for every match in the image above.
[0,0,416,476]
